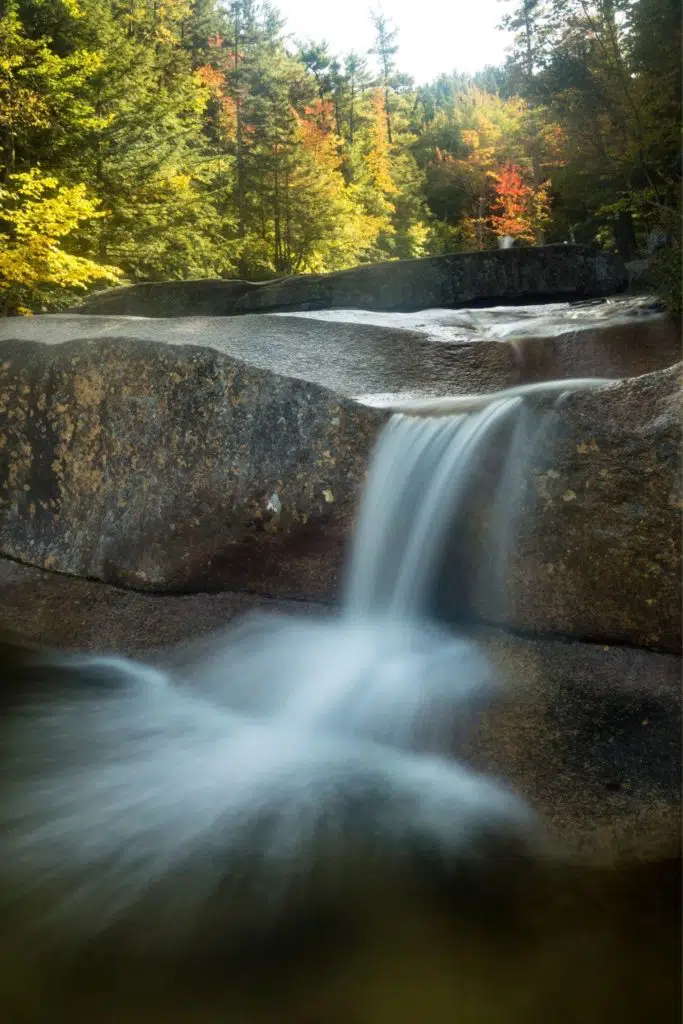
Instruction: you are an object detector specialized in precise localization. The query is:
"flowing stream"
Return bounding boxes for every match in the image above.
[181,377,609,753]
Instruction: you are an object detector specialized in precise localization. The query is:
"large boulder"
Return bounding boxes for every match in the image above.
[0,312,520,404]
[449,363,682,653]
[71,278,264,317]
[69,246,627,317]
[0,559,679,867]
[0,316,680,649]
[0,336,385,599]
[2,298,678,407]
[233,245,627,313]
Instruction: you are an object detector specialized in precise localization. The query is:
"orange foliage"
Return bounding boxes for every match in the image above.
[489,163,551,242]
[196,64,224,94]
[296,101,341,172]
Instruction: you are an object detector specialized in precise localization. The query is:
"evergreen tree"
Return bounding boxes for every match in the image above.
[369,10,398,144]
[342,51,372,147]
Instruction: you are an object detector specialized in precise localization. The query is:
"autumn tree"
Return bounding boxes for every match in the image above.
[1,0,679,314]
[0,0,105,180]
[489,162,551,242]
[0,168,121,314]
[501,0,681,256]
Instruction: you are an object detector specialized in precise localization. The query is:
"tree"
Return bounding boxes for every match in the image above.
[369,10,398,144]
[500,0,549,241]
[1,0,679,315]
[500,0,681,256]
[0,168,121,314]
[489,162,551,242]
[0,1,106,180]
[284,100,379,270]
[341,50,372,149]
[298,39,334,99]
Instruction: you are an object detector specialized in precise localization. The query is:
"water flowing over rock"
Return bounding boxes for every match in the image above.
[0,315,680,890]
[346,366,681,652]
[463,364,682,652]
[1,559,680,867]
[0,272,679,1014]
[0,299,680,649]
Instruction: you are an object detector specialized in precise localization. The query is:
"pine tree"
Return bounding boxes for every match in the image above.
[369,10,398,144]
[342,51,371,146]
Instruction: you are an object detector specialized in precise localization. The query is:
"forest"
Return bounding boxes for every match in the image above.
[0,0,681,314]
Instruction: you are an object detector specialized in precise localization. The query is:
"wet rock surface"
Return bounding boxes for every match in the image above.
[0,298,679,645]
[2,297,678,406]
[446,363,682,653]
[477,628,681,865]
[0,311,519,404]
[0,557,318,653]
[0,559,679,867]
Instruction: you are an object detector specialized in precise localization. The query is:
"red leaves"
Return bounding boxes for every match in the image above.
[489,163,548,242]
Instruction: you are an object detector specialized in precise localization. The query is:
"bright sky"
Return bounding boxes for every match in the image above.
[277,0,515,85]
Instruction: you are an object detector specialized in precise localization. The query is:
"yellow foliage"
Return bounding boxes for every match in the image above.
[56,0,85,19]
[0,169,122,311]
[280,111,386,273]
[367,89,398,197]
[405,220,430,257]
[461,129,479,151]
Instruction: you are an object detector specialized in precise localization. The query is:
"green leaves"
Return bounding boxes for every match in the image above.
[0,0,679,313]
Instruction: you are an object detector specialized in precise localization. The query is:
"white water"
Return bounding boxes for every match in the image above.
[171,394,533,754]
[177,380,607,753]
[344,399,525,615]
[178,612,497,756]
[1,378,612,946]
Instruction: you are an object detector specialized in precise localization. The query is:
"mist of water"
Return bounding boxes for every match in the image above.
[174,612,497,757]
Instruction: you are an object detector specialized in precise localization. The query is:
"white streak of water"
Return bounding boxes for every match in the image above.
[173,612,497,756]
[343,414,465,612]
[388,398,523,615]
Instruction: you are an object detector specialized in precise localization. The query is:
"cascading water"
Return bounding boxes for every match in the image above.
[0,375,617,963]
[177,378,610,753]
[343,397,524,616]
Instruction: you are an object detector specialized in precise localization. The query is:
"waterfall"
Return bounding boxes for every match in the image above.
[177,380,609,753]
[0,376,619,972]
[343,398,524,616]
